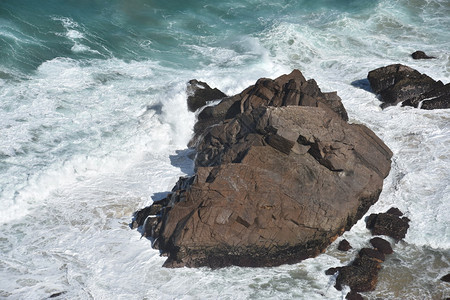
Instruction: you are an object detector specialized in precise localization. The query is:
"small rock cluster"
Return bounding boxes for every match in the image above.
[326,207,410,299]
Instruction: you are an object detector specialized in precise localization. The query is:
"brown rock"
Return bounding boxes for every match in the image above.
[190,69,348,146]
[186,79,227,112]
[370,237,393,254]
[338,239,352,251]
[133,71,392,268]
[366,208,410,240]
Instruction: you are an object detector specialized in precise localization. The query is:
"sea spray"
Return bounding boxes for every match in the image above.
[0,0,449,299]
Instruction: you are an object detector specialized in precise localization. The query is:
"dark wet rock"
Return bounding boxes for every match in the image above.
[366,208,410,240]
[133,70,392,268]
[358,248,385,262]
[367,64,441,108]
[370,237,393,255]
[49,291,67,298]
[441,273,450,283]
[186,79,227,112]
[338,239,353,251]
[334,248,385,292]
[329,234,397,293]
[385,207,403,216]
[346,290,364,300]
[325,267,342,275]
[411,51,435,59]
[402,82,450,110]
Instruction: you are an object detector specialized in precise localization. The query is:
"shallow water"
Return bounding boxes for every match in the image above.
[1,0,449,299]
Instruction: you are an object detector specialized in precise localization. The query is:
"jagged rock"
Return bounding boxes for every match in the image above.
[338,239,353,251]
[370,237,393,254]
[441,273,450,283]
[402,82,450,109]
[334,248,384,292]
[366,208,410,240]
[385,207,403,216]
[346,290,364,300]
[411,51,435,59]
[325,267,342,275]
[367,64,442,108]
[133,70,392,268]
[190,69,348,146]
[186,79,227,112]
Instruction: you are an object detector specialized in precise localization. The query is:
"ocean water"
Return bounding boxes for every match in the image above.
[0,0,449,299]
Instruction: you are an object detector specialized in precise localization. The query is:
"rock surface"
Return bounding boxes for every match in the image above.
[133,70,393,268]
[441,273,450,283]
[345,290,364,300]
[366,208,410,240]
[369,237,393,255]
[334,247,384,292]
[338,239,353,252]
[367,64,449,109]
[191,69,349,146]
[411,51,435,59]
[186,79,227,112]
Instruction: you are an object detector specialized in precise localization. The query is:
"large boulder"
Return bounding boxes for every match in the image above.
[367,64,443,108]
[132,70,392,268]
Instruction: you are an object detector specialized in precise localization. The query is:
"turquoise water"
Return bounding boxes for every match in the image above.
[1,0,449,299]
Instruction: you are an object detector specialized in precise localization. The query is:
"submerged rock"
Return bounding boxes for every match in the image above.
[133,70,393,268]
[369,237,393,255]
[334,247,384,292]
[411,51,435,60]
[327,208,408,295]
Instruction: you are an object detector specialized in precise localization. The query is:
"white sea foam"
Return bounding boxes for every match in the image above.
[1,1,449,299]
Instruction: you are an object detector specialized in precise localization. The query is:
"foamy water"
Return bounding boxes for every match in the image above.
[1,0,449,299]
